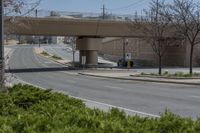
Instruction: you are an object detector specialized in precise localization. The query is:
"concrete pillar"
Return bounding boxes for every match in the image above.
[77,37,102,67]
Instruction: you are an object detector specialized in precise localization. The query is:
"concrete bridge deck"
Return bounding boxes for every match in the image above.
[5,16,143,37]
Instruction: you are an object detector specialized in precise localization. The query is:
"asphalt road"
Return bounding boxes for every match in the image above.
[7,44,200,119]
[42,44,117,66]
[42,44,80,62]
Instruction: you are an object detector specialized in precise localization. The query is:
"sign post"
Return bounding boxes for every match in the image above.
[81,56,86,69]
[126,53,132,69]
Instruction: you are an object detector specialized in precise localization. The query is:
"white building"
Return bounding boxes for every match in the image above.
[51,36,65,44]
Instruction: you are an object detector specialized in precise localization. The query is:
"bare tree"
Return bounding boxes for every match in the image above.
[4,0,25,14]
[1,0,42,89]
[4,0,42,16]
[130,0,173,75]
[169,0,200,74]
[4,0,43,34]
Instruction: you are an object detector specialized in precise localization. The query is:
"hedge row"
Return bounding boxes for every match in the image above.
[0,84,199,133]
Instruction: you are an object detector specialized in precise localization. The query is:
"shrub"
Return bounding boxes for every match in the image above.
[41,51,49,56]
[51,55,62,60]
[174,72,184,77]
[0,84,199,132]
[193,73,200,77]
[163,70,169,75]
[141,72,145,75]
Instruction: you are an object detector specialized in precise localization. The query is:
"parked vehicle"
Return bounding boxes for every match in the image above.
[117,59,134,68]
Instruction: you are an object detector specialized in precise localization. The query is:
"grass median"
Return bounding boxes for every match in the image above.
[0,84,200,133]
[41,51,50,56]
[51,55,62,60]
[140,71,200,78]
[40,50,62,60]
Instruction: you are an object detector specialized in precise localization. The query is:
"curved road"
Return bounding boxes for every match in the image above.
[8,45,200,119]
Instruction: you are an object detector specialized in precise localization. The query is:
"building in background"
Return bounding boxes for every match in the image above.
[51,36,65,44]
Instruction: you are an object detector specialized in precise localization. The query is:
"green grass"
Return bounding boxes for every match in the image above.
[51,55,62,60]
[1,84,200,133]
[41,51,50,56]
[41,51,62,60]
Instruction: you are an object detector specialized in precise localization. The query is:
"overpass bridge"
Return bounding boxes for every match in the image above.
[5,16,145,37]
[4,16,173,66]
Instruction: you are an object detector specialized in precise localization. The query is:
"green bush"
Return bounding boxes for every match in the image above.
[173,72,200,77]
[41,51,49,56]
[163,70,169,75]
[51,55,62,60]
[0,84,199,133]
[174,72,183,77]
[141,72,145,75]
[140,71,200,78]
[193,73,200,77]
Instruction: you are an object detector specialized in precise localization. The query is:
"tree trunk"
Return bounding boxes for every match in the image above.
[158,55,162,75]
[189,44,194,75]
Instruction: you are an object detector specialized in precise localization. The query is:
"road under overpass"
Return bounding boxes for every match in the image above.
[4,16,172,66]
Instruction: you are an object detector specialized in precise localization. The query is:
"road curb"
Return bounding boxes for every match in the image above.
[130,75,200,80]
[79,73,200,86]
[9,75,159,118]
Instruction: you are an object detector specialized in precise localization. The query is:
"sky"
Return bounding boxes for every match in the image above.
[37,0,200,15]
[37,0,151,15]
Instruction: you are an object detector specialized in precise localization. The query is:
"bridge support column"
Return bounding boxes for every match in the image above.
[77,37,102,67]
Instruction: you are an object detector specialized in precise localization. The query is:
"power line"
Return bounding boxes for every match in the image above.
[21,0,43,16]
[109,0,147,11]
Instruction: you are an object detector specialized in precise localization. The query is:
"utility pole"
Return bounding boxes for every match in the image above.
[35,9,38,17]
[101,4,106,19]
[123,38,126,62]
[0,0,4,89]
[71,37,76,66]
[35,10,41,47]
[123,38,129,61]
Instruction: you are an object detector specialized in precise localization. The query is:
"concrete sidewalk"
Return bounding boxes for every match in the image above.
[4,47,13,69]
[4,47,17,87]
[79,71,200,86]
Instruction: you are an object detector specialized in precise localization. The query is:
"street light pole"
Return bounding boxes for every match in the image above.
[123,38,129,62]
[123,38,126,62]
[72,37,76,66]
[0,0,4,89]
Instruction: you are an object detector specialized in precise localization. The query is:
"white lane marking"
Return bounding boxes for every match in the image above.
[105,85,124,90]
[44,61,53,64]
[189,95,200,99]
[62,71,79,76]
[10,76,160,118]
[12,48,159,118]
[33,50,50,68]
[67,80,76,84]
[71,95,160,118]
